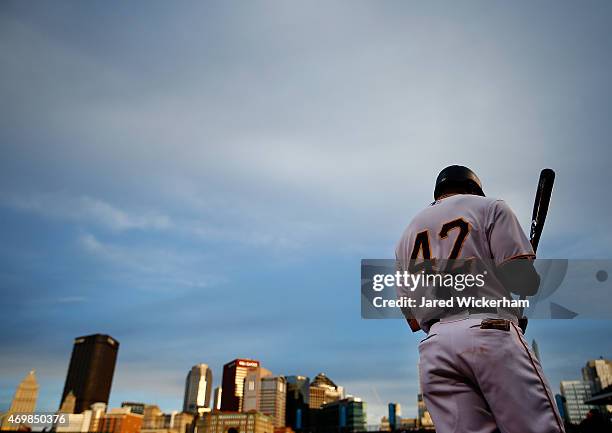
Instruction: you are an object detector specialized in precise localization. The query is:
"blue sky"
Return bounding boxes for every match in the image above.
[1,1,612,424]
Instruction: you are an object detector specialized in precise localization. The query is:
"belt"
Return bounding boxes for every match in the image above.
[423,307,498,330]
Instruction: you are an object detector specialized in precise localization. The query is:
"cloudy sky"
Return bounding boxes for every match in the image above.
[2,1,612,424]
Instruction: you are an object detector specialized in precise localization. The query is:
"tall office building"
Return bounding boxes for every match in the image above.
[559,380,596,425]
[242,367,272,412]
[388,403,401,430]
[260,376,286,427]
[317,397,366,433]
[59,391,76,414]
[212,387,222,411]
[531,339,541,364]
[183,364,213,413]
[60,334,119,413]
[1,370,39,430]
[309,373,342,409]
[582,358,612,392]
[416,392,433,429]
[285,376,310,430]
[220,359,260,411]
[9,370,39,413]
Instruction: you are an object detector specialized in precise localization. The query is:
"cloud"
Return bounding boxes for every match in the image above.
[1,192,172,232]
[1,189,329,253]
[77,232,217,291]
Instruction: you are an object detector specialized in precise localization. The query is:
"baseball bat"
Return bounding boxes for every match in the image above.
[529,168,555,254]
[519,168,555,332]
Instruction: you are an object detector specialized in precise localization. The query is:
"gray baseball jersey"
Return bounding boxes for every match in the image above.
[395,194,535,328]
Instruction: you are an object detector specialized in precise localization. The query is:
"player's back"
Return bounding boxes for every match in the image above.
[396,194,497,264]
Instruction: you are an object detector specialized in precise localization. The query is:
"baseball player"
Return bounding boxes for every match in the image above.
[395,166,564,433]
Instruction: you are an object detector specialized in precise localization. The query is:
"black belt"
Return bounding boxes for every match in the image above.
[424,307,498,330]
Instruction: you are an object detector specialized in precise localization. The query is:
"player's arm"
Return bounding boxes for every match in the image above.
[496,257,540,297]
[488,200,540,297]
[395,247,422,332]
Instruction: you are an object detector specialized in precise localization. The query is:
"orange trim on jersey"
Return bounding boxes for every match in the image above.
[498,253,536,266]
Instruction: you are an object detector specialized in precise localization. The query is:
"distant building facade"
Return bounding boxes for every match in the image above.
[242,368,272,412]
[560,380,596,425]
[0,370,39,430]
[308,374,342,409]
[416,392,433,429]
[531,339,541,364]
[59,391,77,414]
[183,364,213,413]
[9,370,39,413]
[285,376,309,431]
[220,359,260,412]
[260,377,287,428]
[143,405,164,430]
[316,397,366,433]
[89,402,108,432]
[122,402,146,415]
[213,387,222,411]
[197,411,274,433]
[99,408,143,433]
[387,403,400,431]
[582,359,612,392]
[60,334,119,413]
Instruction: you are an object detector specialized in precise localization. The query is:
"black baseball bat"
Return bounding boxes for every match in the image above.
[519,169,555,332]
[529,168,555,253]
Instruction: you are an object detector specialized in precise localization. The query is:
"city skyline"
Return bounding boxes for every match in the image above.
[2,0,612,427]
[2,330,611,428]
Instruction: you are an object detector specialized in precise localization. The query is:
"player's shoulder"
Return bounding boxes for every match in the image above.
[449,194,499,207]
[418,194,500,214]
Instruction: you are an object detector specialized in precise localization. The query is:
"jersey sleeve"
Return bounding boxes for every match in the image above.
[487,200,535,265]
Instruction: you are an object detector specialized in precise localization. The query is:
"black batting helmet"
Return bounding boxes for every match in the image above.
[434,165,485,200]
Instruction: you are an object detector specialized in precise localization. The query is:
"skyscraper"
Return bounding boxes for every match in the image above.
[1,370,39,430]
[8,370,39,413]
[220,359,260,411]
[309,373,342,409]
[531,339,541,364]
[212,387,222,411]
[183,364,213,413]
[317,397,366,433]
[59,391,76,414]
[582,358,612,392]
[60,334,119,413]
[285,376,310,430]
[559,380,596,425]
[416,392,433,429]
[388,403,401,431]
[259,376,287,427]
[242,367,272,412]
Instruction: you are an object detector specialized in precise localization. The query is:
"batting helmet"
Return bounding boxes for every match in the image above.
[434,165,485,200]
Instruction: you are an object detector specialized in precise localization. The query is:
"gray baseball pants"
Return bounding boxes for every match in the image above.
[418,317,565,433]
